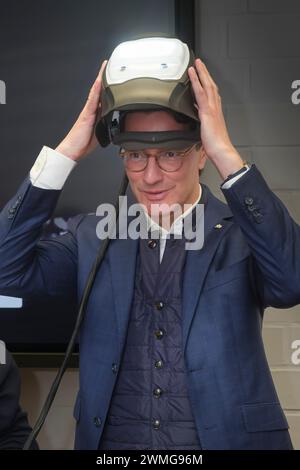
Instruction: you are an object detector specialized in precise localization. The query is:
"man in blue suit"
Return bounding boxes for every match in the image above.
[0,56,299,450]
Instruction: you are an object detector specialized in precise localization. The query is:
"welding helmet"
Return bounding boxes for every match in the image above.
[95,36,200,150]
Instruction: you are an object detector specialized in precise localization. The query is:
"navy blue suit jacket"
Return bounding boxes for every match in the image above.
[0,164,299,449]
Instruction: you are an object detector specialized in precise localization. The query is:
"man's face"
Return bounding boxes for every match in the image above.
[123,111,206,220]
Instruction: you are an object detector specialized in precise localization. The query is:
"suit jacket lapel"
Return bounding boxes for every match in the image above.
[182,185,234,354]
[108,233,138,355]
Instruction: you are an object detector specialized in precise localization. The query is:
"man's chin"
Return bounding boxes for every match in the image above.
[150,201,183,224]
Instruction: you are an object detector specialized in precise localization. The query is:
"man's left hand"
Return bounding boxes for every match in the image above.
[188,58,245,179]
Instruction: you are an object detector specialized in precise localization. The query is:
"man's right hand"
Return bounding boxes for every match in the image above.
[55,59,108,162]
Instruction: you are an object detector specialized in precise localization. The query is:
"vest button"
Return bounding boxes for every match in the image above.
[244,196,254,206]
[153,387,163,398]
[154,329,164,340]
[148,240,157,249]
[154,360,163,369]
[154,301,164,310]
[253,211,263,223]
[93,416,102,427]
[152,418,161,430]
[112,363,118,374]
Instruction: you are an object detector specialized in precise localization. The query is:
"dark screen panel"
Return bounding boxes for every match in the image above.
[0,0,194,356]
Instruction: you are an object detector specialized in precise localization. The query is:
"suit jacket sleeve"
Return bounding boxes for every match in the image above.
[0,175,83,302]
[221,164,300,309]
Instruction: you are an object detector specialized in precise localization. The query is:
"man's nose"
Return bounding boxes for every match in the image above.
[142,155,164,184]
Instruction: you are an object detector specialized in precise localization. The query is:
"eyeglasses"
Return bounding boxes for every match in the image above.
[119,143,200,172]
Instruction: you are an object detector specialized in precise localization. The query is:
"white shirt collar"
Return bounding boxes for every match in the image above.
[141,183,202,238]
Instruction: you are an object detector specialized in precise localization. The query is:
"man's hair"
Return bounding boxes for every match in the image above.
[119,108,198,132]
[119,108,203,177]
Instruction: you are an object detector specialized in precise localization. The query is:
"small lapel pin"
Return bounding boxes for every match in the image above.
[214,223,223,229]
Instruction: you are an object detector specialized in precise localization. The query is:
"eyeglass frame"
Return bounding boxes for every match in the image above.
[118,142,201,172]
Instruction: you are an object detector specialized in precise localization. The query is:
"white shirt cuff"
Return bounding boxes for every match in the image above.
[29,146,77,190]
[221,166,250,189]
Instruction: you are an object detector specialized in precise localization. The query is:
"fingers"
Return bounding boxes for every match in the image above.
[196,58,217,90]
[84,59,108,115]
[188,66,205,109]
[96,59,108,83]
[188,58,220,108]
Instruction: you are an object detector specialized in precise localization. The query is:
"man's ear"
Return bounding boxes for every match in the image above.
[198,144,207,171]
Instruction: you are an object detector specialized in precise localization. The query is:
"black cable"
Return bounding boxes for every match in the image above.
[23,171,129,450]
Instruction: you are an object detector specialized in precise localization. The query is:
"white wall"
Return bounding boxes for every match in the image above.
[19,368,78,450]
[196,0,300,449]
